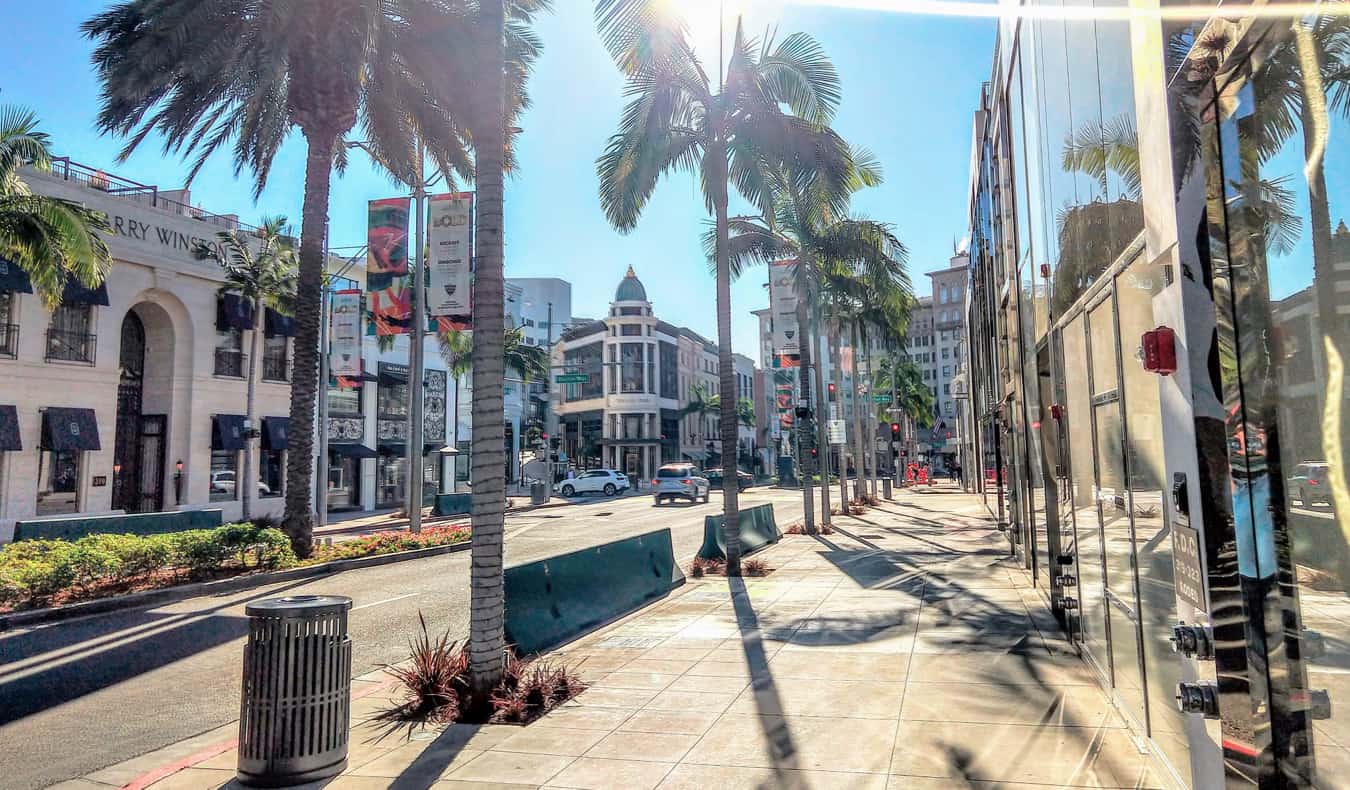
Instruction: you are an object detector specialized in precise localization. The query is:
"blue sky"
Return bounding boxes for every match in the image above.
[5,0,994,356]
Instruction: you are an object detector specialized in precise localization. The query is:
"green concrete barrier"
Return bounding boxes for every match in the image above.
[432,493,472,517]
[697,504,781,561]
[504,528,682,655]
[14,509,225,542]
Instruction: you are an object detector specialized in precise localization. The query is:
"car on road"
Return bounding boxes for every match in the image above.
[652,463,710,505]
[1289,462,1331,507]
[554,469,629,498]
[210,470,270,496]
[704,468,753,491]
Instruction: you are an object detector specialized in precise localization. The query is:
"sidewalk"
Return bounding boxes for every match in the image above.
[87,485,1164,789]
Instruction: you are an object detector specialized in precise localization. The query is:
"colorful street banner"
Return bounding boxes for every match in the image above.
[427,192,473,320]
[330,289,363,377]
[367,198,411,335]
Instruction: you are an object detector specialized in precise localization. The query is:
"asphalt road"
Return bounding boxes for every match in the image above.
[0,486,807,790]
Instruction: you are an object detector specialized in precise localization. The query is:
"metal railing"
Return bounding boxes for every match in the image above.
[214,348,247,378]
[0,323,16,359]
[45,156,262,235]
[45,329,96,364]
[262,353,289,383]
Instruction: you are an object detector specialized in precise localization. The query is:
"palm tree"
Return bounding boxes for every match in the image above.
[82,0,514,556]
[679,382,718,456]
[437,325,547,471]
[0,106,111,308]
[193,217,297,521]
[595,1,851,575]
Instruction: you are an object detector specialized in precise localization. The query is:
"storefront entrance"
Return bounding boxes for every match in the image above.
[112,311,166,514]
[1055,250,1192,779]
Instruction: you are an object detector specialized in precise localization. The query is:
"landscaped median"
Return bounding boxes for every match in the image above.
[0,522,470,617]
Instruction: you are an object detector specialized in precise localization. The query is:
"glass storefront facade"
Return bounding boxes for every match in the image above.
[964,3,1349,786]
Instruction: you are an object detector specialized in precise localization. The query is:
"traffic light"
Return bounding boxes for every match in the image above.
[890,422,901,440]
[827,383,837,401]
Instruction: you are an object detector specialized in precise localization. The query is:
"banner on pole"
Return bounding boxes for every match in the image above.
[367,198,411,335]
[330,289,363,377]
[427,192,473,321]
[768,260,799,359]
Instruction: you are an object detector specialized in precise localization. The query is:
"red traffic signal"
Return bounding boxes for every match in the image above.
[541,433,548,440]
[890,422,901,439]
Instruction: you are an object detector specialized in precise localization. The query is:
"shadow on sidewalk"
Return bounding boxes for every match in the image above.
[386,724,483,790]
[728,575,802,784]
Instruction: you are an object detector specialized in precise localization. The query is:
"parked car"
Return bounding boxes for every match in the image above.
[554,469,629,498]
[704,468,753,491]
[210,470,270,495]
[1289,462,1331,507]
[652,464,710,505]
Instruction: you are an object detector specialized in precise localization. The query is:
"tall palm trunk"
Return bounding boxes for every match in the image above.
[710,141,741,576]
[243,304,263,521]
[849,320,866,503]
[830,322,848,507]
[811,311,832,525]
[794,269,816,533]
[862,327,878,499]
[468,0,508,714]
[282,131,337,557]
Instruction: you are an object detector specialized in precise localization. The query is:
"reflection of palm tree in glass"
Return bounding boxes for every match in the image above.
[1053,115,1304,317]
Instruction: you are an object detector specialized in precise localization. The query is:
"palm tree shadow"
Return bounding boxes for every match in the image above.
[385,723,485,790]
[727,575,803,785]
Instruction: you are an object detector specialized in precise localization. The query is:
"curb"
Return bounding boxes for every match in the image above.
[0,541,471,631]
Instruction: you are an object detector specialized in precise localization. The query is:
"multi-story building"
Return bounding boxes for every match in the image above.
[962,8,1350,787]
[0,156,367,538]
[551,267,759,479]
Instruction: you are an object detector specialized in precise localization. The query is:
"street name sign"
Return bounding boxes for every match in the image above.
[555,373,587,384]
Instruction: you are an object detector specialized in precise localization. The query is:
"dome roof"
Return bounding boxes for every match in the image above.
[614,265,648,302]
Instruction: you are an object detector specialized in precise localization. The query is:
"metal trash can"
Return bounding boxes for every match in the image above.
[531,481,547,504]
[237,595,353,787]
[882,478,893,499]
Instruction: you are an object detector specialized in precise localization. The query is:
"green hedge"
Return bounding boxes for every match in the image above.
[0,523,294,609]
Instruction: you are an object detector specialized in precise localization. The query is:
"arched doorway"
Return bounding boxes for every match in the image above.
[112,311,166,512]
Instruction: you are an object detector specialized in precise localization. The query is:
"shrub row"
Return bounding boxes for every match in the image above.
[309,525,470,563]
[0,523,294,609]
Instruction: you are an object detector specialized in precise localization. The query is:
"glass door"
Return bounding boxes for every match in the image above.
[1088,292,1148,729]
[1063,310,1111,679]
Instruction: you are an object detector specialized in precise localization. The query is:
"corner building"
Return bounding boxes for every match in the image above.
[965,2,1350,786]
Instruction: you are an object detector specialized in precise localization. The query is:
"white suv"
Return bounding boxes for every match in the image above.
[652,464,710,505]
[554,469,629,498]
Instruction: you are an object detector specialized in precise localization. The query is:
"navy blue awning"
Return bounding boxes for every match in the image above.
[262,416,289,451]
[265,308,295,337]
[378,363,409,384]
[62,278,110,306]
[0,258,33,293]
[216,294,255,332]
[331,443,377,459]
[0,405,20,451]
[212,414,246,451]
[41,407,100,451]
[378,442,443,456]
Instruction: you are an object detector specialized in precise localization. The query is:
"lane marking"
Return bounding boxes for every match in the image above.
[352,593,420,611]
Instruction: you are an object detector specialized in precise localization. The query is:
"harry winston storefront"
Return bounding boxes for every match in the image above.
[965,2,1350,786]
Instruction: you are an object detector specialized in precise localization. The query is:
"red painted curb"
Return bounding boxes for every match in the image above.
[118,677,400,789]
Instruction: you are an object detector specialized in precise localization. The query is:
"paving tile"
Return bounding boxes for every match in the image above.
[492,726,608,757]
[588,671,680,691]
[644,688,740,714]
[147,767,235,789]
[888,720,1155,786]
[349,743,484,779]
[566,686,659,709]
[617,709,722,736]
[443,751,574,786]
[620,658,701,675]
[766,651,910,682]
[639,645,719,661]
[536,705,634,731]
[900,681,1122,728]
[682,713,897,773]
[48,781,117,790]
[905,651,1096,686]
[657,764,888,789]
[585,731,700,762]
[726,678,906,719]
[544,757,675,789]
[664,674,751,694]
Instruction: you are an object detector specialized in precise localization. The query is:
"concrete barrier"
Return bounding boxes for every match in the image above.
[14,509,224,542]
[696,504,781,561]
[432,493,472,517]
[504,528,682,655]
